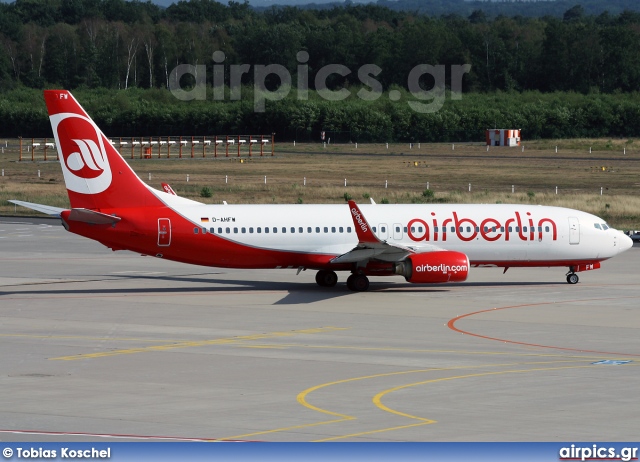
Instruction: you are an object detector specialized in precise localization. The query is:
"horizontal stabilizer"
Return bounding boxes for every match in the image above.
[68,208,122,225]
[8,200,66,217]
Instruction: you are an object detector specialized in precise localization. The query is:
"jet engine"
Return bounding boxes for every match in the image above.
[395,251,469,283]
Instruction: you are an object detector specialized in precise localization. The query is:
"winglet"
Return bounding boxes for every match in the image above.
[161,183,177,195]
[348,200,381,244]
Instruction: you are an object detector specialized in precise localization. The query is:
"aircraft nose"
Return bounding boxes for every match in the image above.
[619,233,634,253]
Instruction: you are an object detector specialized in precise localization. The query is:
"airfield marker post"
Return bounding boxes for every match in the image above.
[191,136,194,158]
[385,180,388,189]
[271,134,275,156]
[214,136,218,158]
[44,138,48,161]
[512,185,515,193]
[556,186,558,195]
[31,138,34,161]
[469,183,471,192]
[237,136,241,157]
[260,135,264,156]
[19,137,22,161]
[179,136,183,158]
[226,136,229,157]
[203,137,206,158]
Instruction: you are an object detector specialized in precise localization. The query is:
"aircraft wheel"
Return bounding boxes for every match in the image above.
[566,273,579,284]
[316,270,338,287]
[347,274,369,292]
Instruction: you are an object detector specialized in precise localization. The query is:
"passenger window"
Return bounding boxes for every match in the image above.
[282,227,286,233]
[210,227,215,233]
[265,227,269,233]
[484,227,488,232]
[226,227,230,233]
[273,227,277,233]
[339,227,344,233]
[249,227,254,233]
[257,227,261,233]
[395,226,400,233]
[404,227,408,233]
[381,227,386,232]
[290,227,295,233]
[411,227,415,233]
[347,227,352,233]
[324,227,328,233]
[194,228,199,234]
[202,228,207,234]
[508,227,512,232]
[241,227,246,233]
[493,227,497,232]
[515,227,520,232]
[418,226,423,233]
[500,227,504,232]
[373,227,377,232]
[233,227,238,233]
[523,226,527,232]
[299,227,303,233]
[331,227,336,233]
[218,227,222,233]
[538,226,542,232]
[316,227,320,233]
[474,227,479,232]
[451,227,455,232]
[307,227,312,233]
[545,226,550,232]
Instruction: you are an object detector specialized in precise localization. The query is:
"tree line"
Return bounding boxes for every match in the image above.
[3,1,640,141]
[2,1,640,93]
[3,86,640,142]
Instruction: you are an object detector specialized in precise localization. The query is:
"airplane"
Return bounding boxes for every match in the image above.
[10,90,634,291]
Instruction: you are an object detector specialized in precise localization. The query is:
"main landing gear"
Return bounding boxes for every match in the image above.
[315,270,338,287]
[314,270,370,291]
[346,273,369,292]
[566,271,579,284]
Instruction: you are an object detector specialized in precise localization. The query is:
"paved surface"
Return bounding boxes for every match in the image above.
[0,218,638,442]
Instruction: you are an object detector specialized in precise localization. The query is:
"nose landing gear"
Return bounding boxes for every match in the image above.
[566,271,579,284]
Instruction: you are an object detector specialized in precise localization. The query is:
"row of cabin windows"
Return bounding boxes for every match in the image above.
[194,224,552,235]
[194,226,354,235]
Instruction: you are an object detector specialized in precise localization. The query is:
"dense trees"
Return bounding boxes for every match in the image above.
[3,1,640,140]
[3,1,640,94]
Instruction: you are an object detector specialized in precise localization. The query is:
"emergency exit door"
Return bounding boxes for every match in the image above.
[158,218,171,246]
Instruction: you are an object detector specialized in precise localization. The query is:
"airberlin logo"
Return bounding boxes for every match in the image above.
[416,264,467,273]
[51,113,112,195]
[351,207,368,232]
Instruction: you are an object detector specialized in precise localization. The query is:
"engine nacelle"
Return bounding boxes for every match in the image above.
[395,251,469,284]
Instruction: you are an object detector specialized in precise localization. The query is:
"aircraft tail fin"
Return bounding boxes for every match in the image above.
[44,90,161,210]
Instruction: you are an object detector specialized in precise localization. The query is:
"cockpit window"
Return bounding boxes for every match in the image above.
[602,223,609,230]
[594,223,602,230]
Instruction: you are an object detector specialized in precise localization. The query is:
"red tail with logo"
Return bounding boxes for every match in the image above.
[45,90,161,210]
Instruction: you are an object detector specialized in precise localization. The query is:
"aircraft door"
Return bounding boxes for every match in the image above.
[568,217,580,245]
[393,223,403,241]
[378,223,389,241]
[158,218,171,246]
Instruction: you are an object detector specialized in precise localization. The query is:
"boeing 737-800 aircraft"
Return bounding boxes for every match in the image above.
[10,91,634,291]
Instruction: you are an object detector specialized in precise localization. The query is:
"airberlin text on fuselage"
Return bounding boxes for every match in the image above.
[407,211,558,242]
